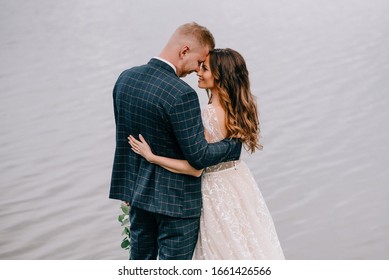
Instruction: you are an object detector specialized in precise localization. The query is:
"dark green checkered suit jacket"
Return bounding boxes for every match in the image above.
[109,58,241,218]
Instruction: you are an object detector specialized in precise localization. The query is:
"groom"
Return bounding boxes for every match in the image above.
[110,22,241,260]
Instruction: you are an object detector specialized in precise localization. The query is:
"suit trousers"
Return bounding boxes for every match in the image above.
[129,207,200,260]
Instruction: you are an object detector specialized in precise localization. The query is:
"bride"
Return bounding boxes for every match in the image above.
[129,48,284,260]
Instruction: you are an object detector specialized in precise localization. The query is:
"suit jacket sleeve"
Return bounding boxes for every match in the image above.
[168,90,242,170]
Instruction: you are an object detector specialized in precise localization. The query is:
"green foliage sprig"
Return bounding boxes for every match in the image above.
[118,202,131,251]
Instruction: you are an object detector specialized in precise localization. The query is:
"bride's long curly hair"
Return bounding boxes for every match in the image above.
[207,48,262,153]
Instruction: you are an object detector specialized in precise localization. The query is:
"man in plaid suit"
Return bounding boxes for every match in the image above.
[110,22,241,259]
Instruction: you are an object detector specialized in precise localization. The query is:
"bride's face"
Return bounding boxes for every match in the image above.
[197,55,215,91]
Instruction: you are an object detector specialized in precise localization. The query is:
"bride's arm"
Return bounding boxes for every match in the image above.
[128,135,203,177]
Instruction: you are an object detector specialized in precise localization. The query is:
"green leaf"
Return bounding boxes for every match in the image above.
[120,217,129,226]
[121,239,130,249]
[120,203,129,214]
[118,214,125,223]
[122,226,131,236]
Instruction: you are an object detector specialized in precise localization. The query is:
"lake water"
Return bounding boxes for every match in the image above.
[1,0,388,259]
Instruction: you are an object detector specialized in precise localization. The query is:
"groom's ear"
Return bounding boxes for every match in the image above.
[179,45,190,58]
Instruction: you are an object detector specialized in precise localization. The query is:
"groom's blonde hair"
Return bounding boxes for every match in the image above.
[174,22,215,50]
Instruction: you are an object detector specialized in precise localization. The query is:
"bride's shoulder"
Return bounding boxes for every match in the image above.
[201,103,227,139]
[201,103,212,110]
[201,103,224,118]
[201,103,213,115]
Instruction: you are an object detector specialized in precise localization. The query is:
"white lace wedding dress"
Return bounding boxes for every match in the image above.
[192,104,285,260]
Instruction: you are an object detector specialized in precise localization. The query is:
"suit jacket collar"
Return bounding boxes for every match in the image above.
[148,58,177,76]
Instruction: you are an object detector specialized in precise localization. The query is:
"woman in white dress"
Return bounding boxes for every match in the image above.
[129,48,284,260]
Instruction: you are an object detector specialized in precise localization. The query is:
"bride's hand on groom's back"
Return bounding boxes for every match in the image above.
[128,134,154,162]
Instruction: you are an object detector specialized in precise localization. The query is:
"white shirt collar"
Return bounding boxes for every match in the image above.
[153,57,177,74]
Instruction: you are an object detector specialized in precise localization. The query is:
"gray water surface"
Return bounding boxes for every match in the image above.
[1,0,389,259]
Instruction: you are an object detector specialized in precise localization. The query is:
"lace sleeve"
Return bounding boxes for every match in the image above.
[201,104,225,143]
